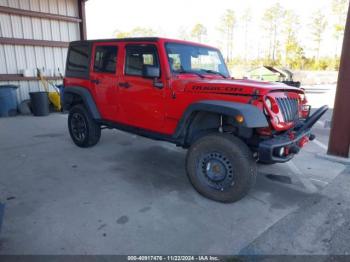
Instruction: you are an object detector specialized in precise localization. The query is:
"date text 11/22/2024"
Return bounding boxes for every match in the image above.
[127,256,220,261]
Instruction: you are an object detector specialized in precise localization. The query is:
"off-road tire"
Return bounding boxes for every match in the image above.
[186,133,257,203]
[68,104,101,148]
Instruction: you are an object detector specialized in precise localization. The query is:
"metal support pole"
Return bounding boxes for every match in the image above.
[78,0,87,40]
[328,3,350,158]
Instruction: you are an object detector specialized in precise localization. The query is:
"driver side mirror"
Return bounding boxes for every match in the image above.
[142,65,160,79]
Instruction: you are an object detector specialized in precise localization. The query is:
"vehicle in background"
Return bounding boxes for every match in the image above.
[247,65,301,88]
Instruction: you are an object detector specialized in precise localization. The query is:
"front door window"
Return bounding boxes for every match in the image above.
[125,45,160,77]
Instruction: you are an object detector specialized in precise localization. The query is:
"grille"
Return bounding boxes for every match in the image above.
[276,97,299,122]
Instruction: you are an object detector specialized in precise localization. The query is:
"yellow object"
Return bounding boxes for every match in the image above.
[37,69,61,111]
[48,92,61,111]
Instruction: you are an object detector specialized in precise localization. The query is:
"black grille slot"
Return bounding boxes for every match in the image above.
[276,97,299,122]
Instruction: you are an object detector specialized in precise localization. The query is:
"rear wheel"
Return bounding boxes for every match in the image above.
[186,133,257,203]
[68,104,101,147]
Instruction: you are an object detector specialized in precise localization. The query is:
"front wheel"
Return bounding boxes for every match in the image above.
[68,104,101,148]
[186,133,257,203]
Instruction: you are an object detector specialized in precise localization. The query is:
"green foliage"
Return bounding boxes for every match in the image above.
[262,3,285,62]
[332,0,349,55]
[112,1,346,72]
[332,0,348,34]
[226,55,341,72]
[114,27,157,38]
[221,9,236,30]
[310,9,328,59]
[285,40,304,69]
[263,3,284,26]
[190,23,207,43]
[241,8,252,61]
[219,9,236,62]
[282,10,305,69]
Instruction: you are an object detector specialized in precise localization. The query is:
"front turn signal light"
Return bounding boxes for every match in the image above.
[235,115,244,124]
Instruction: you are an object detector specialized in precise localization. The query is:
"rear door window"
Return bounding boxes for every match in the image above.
[93,46,118,74]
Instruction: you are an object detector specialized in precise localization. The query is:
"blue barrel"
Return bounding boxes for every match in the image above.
[0,85,18,117]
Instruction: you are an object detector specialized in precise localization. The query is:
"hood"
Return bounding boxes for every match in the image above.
[184,78,303,96]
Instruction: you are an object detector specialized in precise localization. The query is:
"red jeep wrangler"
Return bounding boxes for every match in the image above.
[63,37,327,203]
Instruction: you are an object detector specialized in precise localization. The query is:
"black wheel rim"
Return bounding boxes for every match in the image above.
[71,112,87,142]
[197,152,235,191]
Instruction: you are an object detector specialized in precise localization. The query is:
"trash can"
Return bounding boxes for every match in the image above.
[0,85,18,117]
[29,92,49,116]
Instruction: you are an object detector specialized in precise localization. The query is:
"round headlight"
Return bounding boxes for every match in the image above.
[265,98,272,110]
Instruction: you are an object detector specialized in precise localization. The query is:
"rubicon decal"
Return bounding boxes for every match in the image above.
[192,85,244,92]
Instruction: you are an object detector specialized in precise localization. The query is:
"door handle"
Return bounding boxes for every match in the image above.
[119,82,131,88]
[91,79,100,85]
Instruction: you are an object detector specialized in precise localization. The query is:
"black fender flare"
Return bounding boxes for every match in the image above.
[173,100,269,139]
[63,86,101,119]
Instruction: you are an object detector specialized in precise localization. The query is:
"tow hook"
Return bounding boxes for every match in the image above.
[289,146,300,154]
[298,136,309,148]
[288,131,296,140]
[286,134,313,156]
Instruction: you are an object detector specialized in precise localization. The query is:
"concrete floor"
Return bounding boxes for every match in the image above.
[0,112,348,255]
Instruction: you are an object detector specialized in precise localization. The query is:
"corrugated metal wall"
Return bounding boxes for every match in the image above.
[0,0,80,102]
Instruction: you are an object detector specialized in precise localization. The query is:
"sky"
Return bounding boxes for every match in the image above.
[85,0,345,58]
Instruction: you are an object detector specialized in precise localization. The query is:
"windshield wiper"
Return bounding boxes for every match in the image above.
[199,69,228,79]
[177,69,205,79]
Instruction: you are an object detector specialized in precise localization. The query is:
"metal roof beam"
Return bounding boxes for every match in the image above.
[0,5,81,23]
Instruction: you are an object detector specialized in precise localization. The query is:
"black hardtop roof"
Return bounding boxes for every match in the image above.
[70,37,160,45]
[68,37,220,51]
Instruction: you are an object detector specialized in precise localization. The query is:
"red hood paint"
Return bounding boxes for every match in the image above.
[177,77,305,132]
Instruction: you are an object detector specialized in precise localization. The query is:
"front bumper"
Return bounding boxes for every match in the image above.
[258,105,328,164]
[258,128,312,163]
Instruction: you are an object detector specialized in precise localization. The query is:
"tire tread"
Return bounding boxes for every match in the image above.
[68,104,101,148]
[186,133,257,203]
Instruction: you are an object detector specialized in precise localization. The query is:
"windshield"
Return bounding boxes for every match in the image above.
[165,43,230,78]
